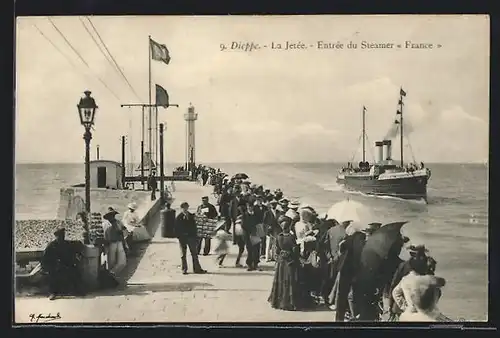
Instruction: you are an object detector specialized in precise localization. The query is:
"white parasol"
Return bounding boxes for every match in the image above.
[326,199,373,231]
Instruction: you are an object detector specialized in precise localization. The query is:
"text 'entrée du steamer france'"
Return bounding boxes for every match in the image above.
[220,40,442,52]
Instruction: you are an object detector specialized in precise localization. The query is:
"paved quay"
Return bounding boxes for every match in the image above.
[15,182,334,323]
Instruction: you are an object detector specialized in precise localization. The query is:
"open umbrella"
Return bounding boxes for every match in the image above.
[362,222,408,262]
[357,221,409,291]
[326,199,373,227]
[232,173,249,180]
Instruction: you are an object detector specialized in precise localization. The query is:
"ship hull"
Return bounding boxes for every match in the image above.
[338,174,428,200]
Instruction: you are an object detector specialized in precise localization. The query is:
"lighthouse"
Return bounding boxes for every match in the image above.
[184,103,198,172]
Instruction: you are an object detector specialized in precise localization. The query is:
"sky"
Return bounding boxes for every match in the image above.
[15,15,489,164]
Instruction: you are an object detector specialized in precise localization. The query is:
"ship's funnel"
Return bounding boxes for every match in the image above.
[375,141,384,163]
[383,140,392,163]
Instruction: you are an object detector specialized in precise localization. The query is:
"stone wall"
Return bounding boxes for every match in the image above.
[15,219,83,251]
[141,197,164,237]
[57,187,151,220]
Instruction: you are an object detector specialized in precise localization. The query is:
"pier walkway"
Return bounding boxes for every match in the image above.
[15,182,334,323]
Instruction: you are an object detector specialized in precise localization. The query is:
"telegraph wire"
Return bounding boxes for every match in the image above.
[78,17,117,76]
[47,17,90,68]
[79,16,140,102]
[33,24,119,102]
[33,24,84,76]
[46,17,122,101]
[86,16,143,102]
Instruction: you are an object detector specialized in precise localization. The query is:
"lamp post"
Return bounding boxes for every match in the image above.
[77,90,98,213]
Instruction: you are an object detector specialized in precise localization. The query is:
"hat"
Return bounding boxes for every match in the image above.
[302,206,317,216]
[127,202,138,210]
[289,200,300,209]
[285,209,298,219]
[407,244,429,255]
[361,222,382,234]
[54,226,66,236]
[269,199,278,205]
[201,196,209,200]
[279,198,289,205]
[180,202,189,209]
[103,207,119,220]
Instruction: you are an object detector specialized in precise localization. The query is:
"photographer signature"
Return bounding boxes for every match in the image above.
[29,312,62,323]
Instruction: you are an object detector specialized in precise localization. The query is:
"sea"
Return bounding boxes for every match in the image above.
[15,162,488,321]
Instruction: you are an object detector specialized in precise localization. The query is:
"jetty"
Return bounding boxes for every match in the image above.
[15,181,334,323]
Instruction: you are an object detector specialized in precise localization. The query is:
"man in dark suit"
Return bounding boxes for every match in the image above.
[253,196,268,257]
[196,196,218,255]
[174,202,207,275]
[148,171,158,201]
[262,199,281,262]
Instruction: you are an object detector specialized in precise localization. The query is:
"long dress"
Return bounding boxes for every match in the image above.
[268,232,313,311]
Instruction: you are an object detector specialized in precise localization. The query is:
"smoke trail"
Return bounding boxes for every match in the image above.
[383,120,415,140]
[384,123,400,140]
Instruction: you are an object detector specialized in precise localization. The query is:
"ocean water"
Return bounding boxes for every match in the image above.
[15,162,488,321]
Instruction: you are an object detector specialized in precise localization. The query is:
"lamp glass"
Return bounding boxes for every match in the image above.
[77,91,97,128]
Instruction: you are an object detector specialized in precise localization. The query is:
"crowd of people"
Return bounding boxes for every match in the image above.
[38,163,451,322]
[179,165,451,322]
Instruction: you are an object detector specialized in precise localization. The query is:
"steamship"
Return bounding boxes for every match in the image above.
[336,88,431,201]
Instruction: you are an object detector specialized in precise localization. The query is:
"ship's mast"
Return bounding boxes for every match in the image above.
[362,106,366,163]
[398,87,406,166]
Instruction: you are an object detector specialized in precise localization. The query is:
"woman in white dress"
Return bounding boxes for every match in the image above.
[123,202,151,243]
[397,274,451,322]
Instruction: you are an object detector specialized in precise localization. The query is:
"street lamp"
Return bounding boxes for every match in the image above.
[77,90,98,213]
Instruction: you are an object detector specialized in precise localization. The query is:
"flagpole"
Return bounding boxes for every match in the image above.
[148,35,153,177]
[362,106,366,163]
[400,87,404,167]
[155,106,159,168]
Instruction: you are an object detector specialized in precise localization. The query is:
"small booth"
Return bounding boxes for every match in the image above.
[89,160,123,189]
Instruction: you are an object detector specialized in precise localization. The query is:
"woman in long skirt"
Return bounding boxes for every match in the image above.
[268,218,313,311]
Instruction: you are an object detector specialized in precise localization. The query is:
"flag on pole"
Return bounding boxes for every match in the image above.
[155,84,169,107]
[363,106,366,112]
[400,87,406,97]
[150,38,171,64]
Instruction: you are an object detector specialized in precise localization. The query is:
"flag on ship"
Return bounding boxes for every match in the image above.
[150,38,171,64]
[155,84,169,107]
[400,87,406,97]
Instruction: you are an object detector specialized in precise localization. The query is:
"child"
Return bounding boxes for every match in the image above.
[212,221,232,267]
